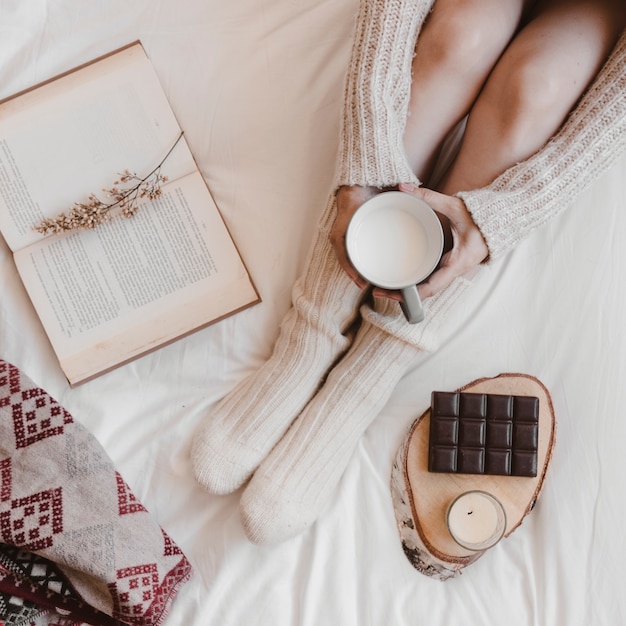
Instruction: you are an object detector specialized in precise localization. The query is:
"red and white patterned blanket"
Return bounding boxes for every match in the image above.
[0,360,192,626]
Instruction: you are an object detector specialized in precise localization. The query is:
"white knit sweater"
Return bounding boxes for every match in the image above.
[336,0,626,262]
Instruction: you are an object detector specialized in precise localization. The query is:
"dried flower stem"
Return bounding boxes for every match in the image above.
[35,131,185,235]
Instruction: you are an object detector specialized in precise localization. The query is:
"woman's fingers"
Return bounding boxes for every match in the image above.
[331,185,380,287]
[398,183,489,296]
[333,184,488,301]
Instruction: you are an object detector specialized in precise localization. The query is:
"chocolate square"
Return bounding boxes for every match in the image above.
[487,422,512,448]
[512,450,538,477]
[428,391,539,477]
[514,423,539,450]
[486,449,511,475]
[459,393,486,419]
[458,447,485,474]
[431,417,459,446]
[430,446,457,473]
[513,396,539,422]
[459,420,486,447]
[487,394,513,420]
[432,392,459,417]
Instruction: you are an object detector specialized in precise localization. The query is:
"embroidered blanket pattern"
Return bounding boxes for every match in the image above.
[0,360,192,626]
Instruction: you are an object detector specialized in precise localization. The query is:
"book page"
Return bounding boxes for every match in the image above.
[0,43,196,251]
[13,172,259,384]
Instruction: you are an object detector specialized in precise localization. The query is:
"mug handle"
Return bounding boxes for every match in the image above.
[400,285,425,324]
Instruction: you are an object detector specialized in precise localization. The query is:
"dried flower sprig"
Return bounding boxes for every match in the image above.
[35,131,184,235]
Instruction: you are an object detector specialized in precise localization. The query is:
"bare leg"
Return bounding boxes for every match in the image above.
[403,0,534,181]
[334,0,534,287]
[439,0,626,195]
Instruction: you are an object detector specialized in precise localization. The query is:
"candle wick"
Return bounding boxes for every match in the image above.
[467,510,473,515]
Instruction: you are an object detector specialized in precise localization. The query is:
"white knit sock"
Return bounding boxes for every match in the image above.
[239,319,420,543]
[239,278,470,543]
[191,196,364,495]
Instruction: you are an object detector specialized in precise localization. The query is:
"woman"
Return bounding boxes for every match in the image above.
[192,0,626,544]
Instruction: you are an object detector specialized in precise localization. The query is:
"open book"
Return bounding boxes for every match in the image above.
[0,42,259,385]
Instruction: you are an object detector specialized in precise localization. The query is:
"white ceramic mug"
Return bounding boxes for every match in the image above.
[345,191,444,324]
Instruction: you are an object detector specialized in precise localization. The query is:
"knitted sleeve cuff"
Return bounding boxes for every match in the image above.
[335,0,434,189]
[459,32,626,262]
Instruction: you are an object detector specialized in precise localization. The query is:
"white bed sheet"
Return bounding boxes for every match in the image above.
[1,1,625,624]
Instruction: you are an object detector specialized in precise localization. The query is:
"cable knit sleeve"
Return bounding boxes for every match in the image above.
[335,0,435,189]
[459,31,626,262]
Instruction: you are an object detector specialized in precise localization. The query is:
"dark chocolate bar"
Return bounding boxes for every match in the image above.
[428,391,539,477]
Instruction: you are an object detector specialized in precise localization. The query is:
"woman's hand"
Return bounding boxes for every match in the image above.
[330,183,489,301]
[330,185,381,288]
[394,183,489,299]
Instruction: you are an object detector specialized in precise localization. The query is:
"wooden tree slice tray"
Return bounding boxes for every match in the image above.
[391,373,556,580]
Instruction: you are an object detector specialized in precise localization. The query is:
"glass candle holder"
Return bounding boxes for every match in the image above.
[447,491,507,551]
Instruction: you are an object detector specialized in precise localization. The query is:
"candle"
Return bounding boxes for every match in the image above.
[447,491,506,551]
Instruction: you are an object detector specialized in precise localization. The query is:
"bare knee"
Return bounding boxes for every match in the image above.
[477,48,583,156]
[497,51,568,124]
[439,56,572,191]
[480,0,626,151]
[417,0,526,78]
